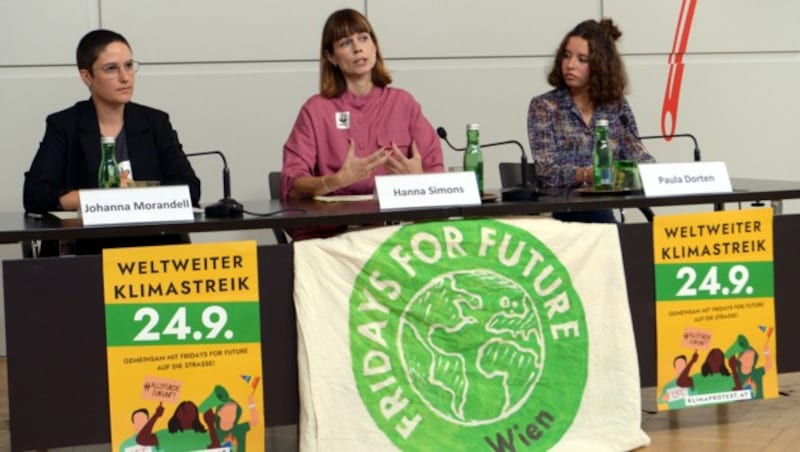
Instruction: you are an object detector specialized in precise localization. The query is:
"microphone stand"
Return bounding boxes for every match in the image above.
[185,150,244,218]
[637,133,701,162]
[437,127,539,201]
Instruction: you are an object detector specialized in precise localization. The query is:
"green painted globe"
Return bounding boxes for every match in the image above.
[398,270,545,426]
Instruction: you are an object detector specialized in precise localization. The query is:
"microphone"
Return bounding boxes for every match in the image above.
[619,114,701,162]
[437,126,538,201]
[436,127,465,152]
[185,150,244,218]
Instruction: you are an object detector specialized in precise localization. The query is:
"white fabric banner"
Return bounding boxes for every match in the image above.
[294,217,649,451]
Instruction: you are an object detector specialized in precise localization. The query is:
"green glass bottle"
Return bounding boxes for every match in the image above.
[98,136,121,188]
[593,119,613,190]
[463,123,484,193]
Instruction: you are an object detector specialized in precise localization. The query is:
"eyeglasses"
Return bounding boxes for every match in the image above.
[95,60,140,78]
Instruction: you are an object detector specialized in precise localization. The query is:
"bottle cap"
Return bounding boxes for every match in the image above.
[467,123,480,131]
[101,136,115,144]
[596,119,609,127]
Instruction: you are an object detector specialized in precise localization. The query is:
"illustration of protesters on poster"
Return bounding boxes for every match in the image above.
[102,241,264,451]
[654,208,777,411]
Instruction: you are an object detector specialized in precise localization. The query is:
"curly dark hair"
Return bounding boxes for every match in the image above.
[547,18,628,105]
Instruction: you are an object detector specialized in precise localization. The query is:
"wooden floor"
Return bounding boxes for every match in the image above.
[1,358,798,451]
[638,372,800,451]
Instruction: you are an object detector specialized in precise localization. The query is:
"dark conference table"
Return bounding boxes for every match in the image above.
[3,177,799,243]
[3,178,800,450]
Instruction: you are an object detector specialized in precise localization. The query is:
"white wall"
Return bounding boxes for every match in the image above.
[1,0,799,353]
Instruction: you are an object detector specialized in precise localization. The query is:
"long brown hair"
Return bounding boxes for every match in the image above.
[547,18,628,106]
[319,9,391,98]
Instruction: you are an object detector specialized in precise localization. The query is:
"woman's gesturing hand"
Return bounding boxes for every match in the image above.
[336,138,391,186]
[385,141,423,175]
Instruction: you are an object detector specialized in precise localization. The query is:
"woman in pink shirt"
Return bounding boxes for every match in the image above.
[281,8,444,233]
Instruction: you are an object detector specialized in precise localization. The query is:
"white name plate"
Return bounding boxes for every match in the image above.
[638,161,732,197]
[79,185,194,226]
[375,172,480,210]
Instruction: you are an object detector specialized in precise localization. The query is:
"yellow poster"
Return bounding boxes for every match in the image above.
[654,209,778,411]
[103,241,264,451]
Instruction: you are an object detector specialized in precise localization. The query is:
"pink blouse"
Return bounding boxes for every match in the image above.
[281,86,444,199]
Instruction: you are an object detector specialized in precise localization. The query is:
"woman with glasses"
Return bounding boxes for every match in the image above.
[22,29,200,253]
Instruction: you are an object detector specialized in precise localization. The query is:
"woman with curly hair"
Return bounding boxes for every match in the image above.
[528,19,655,222]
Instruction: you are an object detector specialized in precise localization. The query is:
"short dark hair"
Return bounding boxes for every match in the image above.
[76,29,130,72]
[547,18,628,105]
[131,408,149,422]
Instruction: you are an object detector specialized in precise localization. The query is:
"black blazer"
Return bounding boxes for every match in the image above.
[23,99,201,213]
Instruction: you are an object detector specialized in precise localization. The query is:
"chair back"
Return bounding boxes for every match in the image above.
[268,171,282,200]
[267,171,290,244]
[499,162,538,188]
